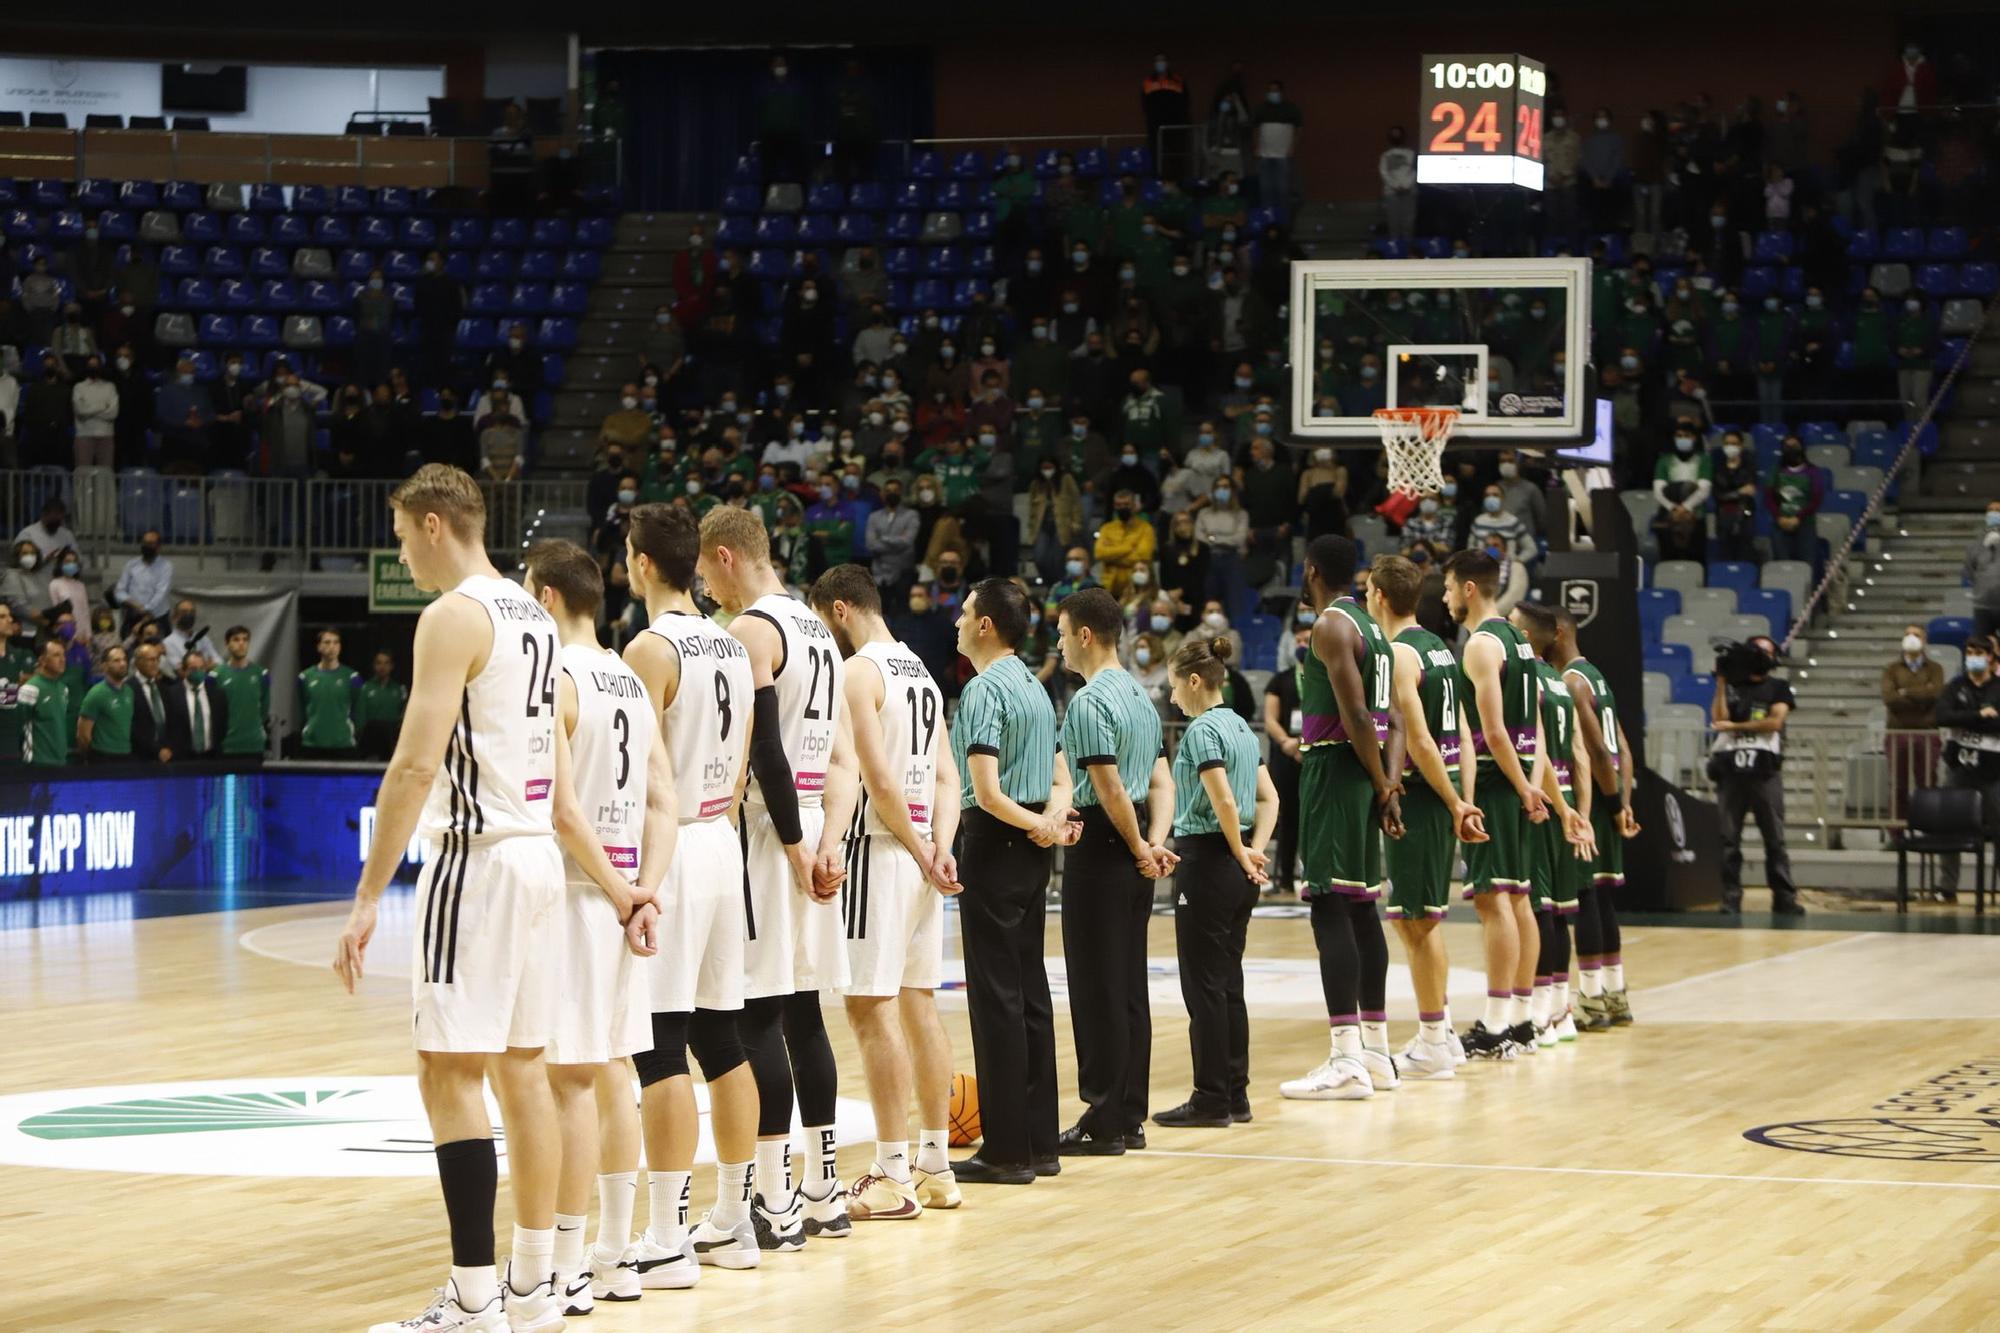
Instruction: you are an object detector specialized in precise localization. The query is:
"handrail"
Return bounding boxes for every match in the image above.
[1780,296,1996,654]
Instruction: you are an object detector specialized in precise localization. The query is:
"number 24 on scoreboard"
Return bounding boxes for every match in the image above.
[1429,99,1541,159]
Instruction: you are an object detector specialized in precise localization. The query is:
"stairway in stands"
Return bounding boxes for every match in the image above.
[538,212,704,470]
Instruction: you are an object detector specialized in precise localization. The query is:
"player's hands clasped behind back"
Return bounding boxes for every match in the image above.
[921,840,962,896]
[1616,807,1641,838]
[789,841,837,903]
[1561,807,1597,861]
[1519,781,1551,824]
[1374,778,1406,839]
[1236,845,1271,886]
[625,900,661,957]
[1451,799,1489,843]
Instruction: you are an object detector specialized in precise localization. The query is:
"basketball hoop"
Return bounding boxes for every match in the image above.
[1374,407,1458,498]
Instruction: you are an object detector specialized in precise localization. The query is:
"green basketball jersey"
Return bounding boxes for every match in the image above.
[213,662,270,755]
[1467,617,1539,765]
[1535,660,1577,792]
[1563,658,1622,788]
[1393,625,1464,778]
[1298,598,1392,752]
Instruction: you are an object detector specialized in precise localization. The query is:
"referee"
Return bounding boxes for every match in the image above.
[1055,587,1173,1156]
[1156,638,1279,1130]
[950,578,1073,1185]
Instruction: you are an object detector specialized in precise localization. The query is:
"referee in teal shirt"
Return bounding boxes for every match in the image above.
[1055,587,1173,1155]
[1158,637,1280,1129]
[950,578,1076,1184]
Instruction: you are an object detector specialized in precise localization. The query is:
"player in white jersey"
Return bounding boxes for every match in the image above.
[808,564,965,1221]
[696,505,861,1249]
[619,503,767,1280]
[335,466,642,1333]
[523,540,677,1316]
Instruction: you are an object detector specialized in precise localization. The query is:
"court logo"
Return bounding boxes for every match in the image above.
[0,1077,874,1179]
[1747,1059,2000,1164]
[1559,579,1599,628]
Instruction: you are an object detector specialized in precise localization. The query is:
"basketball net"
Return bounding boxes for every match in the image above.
[1374,407,1457,498]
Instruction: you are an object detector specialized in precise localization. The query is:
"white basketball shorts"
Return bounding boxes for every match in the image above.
[412,834,562,1054]
[742,803,850,997]
[840,831,944,997]
[647,817,746,1015]
[545,878,652,1065]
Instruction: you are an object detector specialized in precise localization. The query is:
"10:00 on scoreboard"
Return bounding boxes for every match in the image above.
[1416,53,1547,191]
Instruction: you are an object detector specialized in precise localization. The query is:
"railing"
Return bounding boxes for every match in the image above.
[1782,295,1997,652]
[304,478,588,558]
[1648,719,1948,840]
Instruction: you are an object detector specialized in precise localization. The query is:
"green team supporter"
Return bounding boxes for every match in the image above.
[1171,705,1260,836]
[0,636,36,762]
[16,671,69,766]
[358,676,409,729]
[917,445,988,509]
[78,679,135,757]
[298,663,360,750]
[1298,596,1393,898]
[213,661,271,755]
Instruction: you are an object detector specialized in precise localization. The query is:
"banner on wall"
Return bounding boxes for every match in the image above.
[181,584,299,755]
[0,57,444,136]
[0,58,154,120]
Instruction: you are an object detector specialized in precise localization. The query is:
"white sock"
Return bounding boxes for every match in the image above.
[1553,979,1571,1015]
[1359,1019,1389,1054]
[754,1139,793,1205]
[1482,993,1510,1028]
[553,1213,587,1280]
[1330,1023,1362,1058]
[805,1124,839,1196]
[876,1140,912,1184]
[509,1225,554,1293]
[451,1265,499,1311]
[595,1171,636,1261]
[1579,967,1604,997]
[712,1160,752,1227]
[648,1170,690,1248]
[1605,962,1625,992]
[1530,984,1552,1026]
[916,1127,948,1174]
[1418,1016,1448,1042]
[1442,1002,1455,1031]
[1508,993,1531,1027]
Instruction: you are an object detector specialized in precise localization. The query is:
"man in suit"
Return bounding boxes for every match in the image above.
[160,649,229,761]
[128,641,175,762]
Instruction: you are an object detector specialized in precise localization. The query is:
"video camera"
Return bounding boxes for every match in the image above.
[1712,638,1776,688]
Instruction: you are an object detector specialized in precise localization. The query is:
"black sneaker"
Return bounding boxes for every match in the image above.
[1230,1102,1253,1123]
[949,1155,1035,1185]
[1461,1021,1516,1061]
[1055,1124,1125,1156]
[1122,1127,1147,1150]
[1774,901,1808,916]
[1152,1100,1231,1129]
[1032,1154,1061,1177]
[1505,1021,1538,1055]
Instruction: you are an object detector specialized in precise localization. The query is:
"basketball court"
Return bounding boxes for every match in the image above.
[5,887,1999,1330]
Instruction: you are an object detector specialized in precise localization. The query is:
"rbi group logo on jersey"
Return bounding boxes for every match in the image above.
[0,1077,874,1178]
[1559,579,1599,628]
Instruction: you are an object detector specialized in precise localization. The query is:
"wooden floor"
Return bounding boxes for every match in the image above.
[5,891,2000,1332]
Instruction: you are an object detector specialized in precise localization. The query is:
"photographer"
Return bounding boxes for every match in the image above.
[1934,635,2000,904]
[1709,635,1804,915]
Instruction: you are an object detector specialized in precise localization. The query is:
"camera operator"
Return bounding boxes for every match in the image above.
[1709,635,1804,916]
[1934,634,2000,904]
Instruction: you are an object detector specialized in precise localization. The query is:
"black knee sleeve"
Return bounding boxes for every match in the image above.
[1600,891,1622,957]
[687,1007,746,1082]
[1543,911,1573,976]
[1573,887,1605,957]
[783,989,839,1125]
[633,1011,691,1088]
[738,994,794,1135]
[1535,911,1560,975]
[1347,897,1389,1012]
[1309,894,1360,1018]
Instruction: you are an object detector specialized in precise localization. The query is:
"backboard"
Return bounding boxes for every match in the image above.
[1288,257,1592,443]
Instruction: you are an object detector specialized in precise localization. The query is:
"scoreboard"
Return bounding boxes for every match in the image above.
[1416,54,1546,191]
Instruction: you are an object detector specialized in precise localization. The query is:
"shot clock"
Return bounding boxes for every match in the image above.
[1416,54,1546,190]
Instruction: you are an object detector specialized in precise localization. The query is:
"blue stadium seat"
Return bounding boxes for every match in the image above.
[714,215,753,248]
[949,278,991,309]
[181,212,221,244]
[176,277,216,310]
[1,209,40,240]
[75,178,114,209]
[961,210,994,241]
[890,181,930,210]
[1672,673,1716,707]
[374,186,412,215]
[535,317,577,349]
[1639,589,1679,646]
[1738,265,1778,299]
[160,245,199,276]
[312,216,352,246]
[217,277,257,310]
[399,217,438,248]
[508,283,549,315]
[322,315,354,346]
[752,215,796,246]
[847,182,886,212]
[805,181,844,213]
[795,214,835,246]
[541,353,566,388]
[884,212,923,244]
[187,350,219,381]
[1238,614,1278,670]
[336,249,373,281]
[454,317,495,349]
[297,279,339,311]
[1645,644,1693,677]
[965,245,996,275]
[225,213,264,245]
[923,246,965,277]
[258,279,298,309]
[355,216,394,247]
[1823,489,1868,523]
[333,185,370,215]
[161,181,202,211]
[1115,147,1153,176]
[198,313,237,345]
[1927,226,1967,260]
[1799,421,1844,445]
[263,213,305,246]
[246,184,285,213]
[1916,263,1956,295]
[474,248,516,279]
[468,282,509,314]
[933,180,970,210]
[883,246,920,277]
[48,210,83,242]
[98,209,136,242]
[530,218,570,248]
[240,314,280,348]
[204,245,244,277]
[746,249,788,280]
[1845,231,1877,261]
[446,217,484,249]
[558,250,600,281]
[118,469,167,541]
[487,218,526,248]
[1740,588,1792,636]
[29,179,67,209]
[949,149,988,180]
[120,180,159,210]
[834,213,877,244]
[1752,230,1793,263]
[291,185,330,215]
[516,249,557,280]
[1706,561,1758,597]
[911,278,951,310]
[1075,147,1106,177]
[573,217,613,249]
[1929,616,1972,648]
[547,282,587,315]
[726,154,760,184]
[907,151,943,181]
[1882,227,1924,261]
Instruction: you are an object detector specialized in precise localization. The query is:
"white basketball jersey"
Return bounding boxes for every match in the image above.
[853,638,942,838]
[419,575,558,844]
[641,610,753,822]
[560,643,652,886]
[739,591,843,809]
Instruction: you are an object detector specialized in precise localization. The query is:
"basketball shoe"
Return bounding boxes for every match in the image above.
[1504,1021,1538,1055]
[1551,1006,1580,1042]
[689,1213,761,1269]
[1460,1021,1516,1061]
[1606,989,1634,1025]
[799,1182,852,1238]
[914,1164,963,1209]
[751,1190,806,1254]
[1447,1027,1468,1065]
[630,1232,699,1290]
[848,1171,923,1220]
[587,1243,642,1303]
[1397,1036,1457,1080]
[559,1264,593,1318]
[1534,1019,1560,1049]
[1278,1055,1373,1100]
[368,1280,506,1333]
[500,1264,563,1333]
[1576,992,1613,1031]
[1356,1048,1400,1091]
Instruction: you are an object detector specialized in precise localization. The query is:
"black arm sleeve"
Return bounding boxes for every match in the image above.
[750,684,804,845]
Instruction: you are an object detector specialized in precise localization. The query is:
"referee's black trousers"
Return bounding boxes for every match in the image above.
[956,806,1059,1167]
[1171,833,1256,1114]
[1061,803,1154,1139]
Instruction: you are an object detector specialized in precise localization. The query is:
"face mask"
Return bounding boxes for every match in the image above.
[1071,424,1088,440]
[1118,266,1135,282]
[1442,482,1459,499]
[1723,444,1742,460]
[1026,395,1046,412]
[917,487,935,504]
[685,480,701,496]
[1483,496,1502,514]
[1213,487,1232,503]
[937,565,961,585]
[1149,614,1171,633]
[140,544,159,561]
[1764,297,1781,313]
[1675,435,1696,452]
[494,378,511,392]
[1360,366,1379,381]
[1594,117,1609,130]
[1620,355,1639,371]
[790,420,806,438]
[1134,647,1153,667]
[1267,90,1282,104]
[617,488,637,505]
[177,372,194,386]
[1066,559,1085,578]
[1419,498,1438,515]
[16,553,35,571]
[1972,656,1993,675]
[1114,506,1134,519]
[1902,634,1924,656]
[1203,612,1228,632]
[1026,258,1043,275]
[1172,264,1189,278]
[1551,115,1567,129]
[1499,462,1519,479]
[1120,451,1138,467]
[891,420,911,436]
[621,396,638,410]
[1986,512,2000,529]
[938,346,955,362]
[1072,251,1089,267]
[1224,181,1238,196]
[1254,421,1274,437]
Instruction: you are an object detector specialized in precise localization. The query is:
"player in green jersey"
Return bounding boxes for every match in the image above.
[1366,556,1485,1079]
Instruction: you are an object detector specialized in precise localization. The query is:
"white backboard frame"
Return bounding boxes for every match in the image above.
[1288,256,1592,441]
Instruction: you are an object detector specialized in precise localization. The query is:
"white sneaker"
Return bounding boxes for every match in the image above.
[557,1266,592,1318]
[368,1280,507,1333]
[631,1231,699,1290]
[1356,1048,1399,1091]
[1447,1028,1468,1066]
[751,1189,806,1253]
[798,1182,852,1239]
[1399,1037,1457,1081]
[588,1243,642,1302]
[501,1264,564,1333]
[1552,1009,1579,1043]
[690,1213,761,1269]
[914,1163,962,1210]
[1535,1020,1560,1049]
[1279,1055,1374,1101]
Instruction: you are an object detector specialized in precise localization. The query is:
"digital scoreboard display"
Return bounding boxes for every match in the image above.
[1416,54,1546,191]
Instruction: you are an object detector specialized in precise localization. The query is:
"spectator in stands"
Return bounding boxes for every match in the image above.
[1104,438,1161,513]
[1964,503,2000,644]
[0,540,49,625]
[19,354,72,468]
[476,390,526,480]
[1882,623,1944,824]
[1402,492,1451,549]
[1765,436,1824,565]
[1025,458,1084,584]
[114,531,173,628]
[1712,430,1762,563]
[1542,109,1584,243]
[20,256,60,345]
[352,267,395,392]
[204,354,252,470]
[160,598,220,676]
[74,642,133,762]
[804,473,855,575]
[485,323,542,407]
[1652,422,1715,563]
[864,478,918,600]
[600,382,653,455]
[1129,631,1171,716]
[53,303,98,377]
[169,649,227,760]
[756,53,808,184]
[355,650,408,761]
[412,249,462,391]
[1880,116,1924,227]
[1238,434,1294,597]
[1935,635,2000,903]
[1187,598,1246,666]
[1090,490,1152,601]
[1251,81,1305,211]
[1194,473,1250,608]
[257,370,316,477]
[1378,126,1417,246]
[1895,296,1936,423]
[1581,108,1627,231]
[43,548,88,630]
[1751,294,1793,426]
[296,629,359,759]
[15,637,71,766]
[968,370,1015,443]
[781,276,837,406]
[15,497,76,564]
[126,639,171,763]
[1494,449,1547,541]
[1473,481,1536,581]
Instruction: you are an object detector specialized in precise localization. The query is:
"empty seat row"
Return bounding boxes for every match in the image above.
[727,145,1154,190]
[152,310,577,353]
[4,208,609,251]
[718,210,992,249]
[154,275,588,316]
